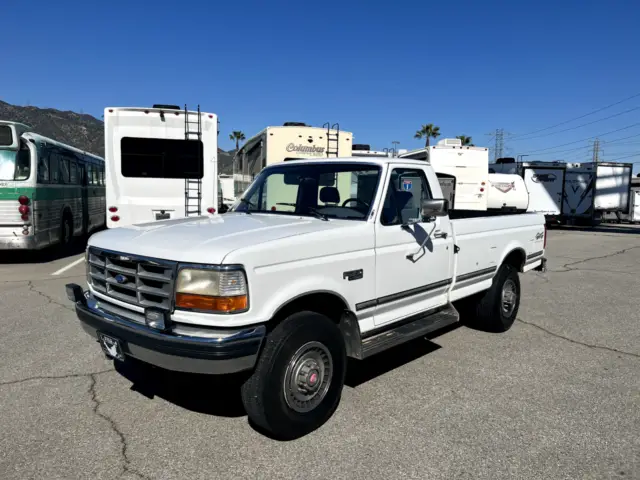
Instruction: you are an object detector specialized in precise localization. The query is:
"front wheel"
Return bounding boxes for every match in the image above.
[473,263,521,332]
[241,311,346,440]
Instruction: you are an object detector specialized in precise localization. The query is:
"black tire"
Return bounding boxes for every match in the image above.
[241,311,346,440]
[60,213,74,250]
[473,263,521,333]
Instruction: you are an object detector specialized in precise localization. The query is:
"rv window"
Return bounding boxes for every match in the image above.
[120,137,204,179]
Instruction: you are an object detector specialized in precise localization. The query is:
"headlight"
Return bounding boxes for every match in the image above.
[175,267,248,313]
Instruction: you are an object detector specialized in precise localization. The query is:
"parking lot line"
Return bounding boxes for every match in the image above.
[52,257,85,276]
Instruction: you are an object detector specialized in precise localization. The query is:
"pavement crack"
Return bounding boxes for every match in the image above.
[558,245,640,272]
[517,318,639,359]
[88,373,152,480]
[27,280,75,312]
[0,369,114,387]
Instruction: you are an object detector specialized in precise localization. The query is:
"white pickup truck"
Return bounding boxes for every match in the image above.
[66,156,547,439]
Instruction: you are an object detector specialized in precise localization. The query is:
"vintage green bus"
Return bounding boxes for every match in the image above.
[0,121,105,251]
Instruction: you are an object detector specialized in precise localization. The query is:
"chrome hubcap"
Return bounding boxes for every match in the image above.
[284,341,333,413]
[501,279,517,316]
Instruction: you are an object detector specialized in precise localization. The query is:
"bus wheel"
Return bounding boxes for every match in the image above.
[60,214,73,250]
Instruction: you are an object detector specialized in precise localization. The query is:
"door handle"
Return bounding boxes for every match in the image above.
[434,231,448,239]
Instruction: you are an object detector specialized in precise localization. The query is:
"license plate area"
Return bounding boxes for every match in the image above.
[153,210,172,221]
[98,332,125,361]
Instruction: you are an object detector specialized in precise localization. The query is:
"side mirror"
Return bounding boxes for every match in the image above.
[421,199,449,220]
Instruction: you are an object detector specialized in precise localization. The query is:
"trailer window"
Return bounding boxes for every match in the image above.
[120,137,204,179]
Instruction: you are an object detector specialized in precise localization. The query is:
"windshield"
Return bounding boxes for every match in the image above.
[0,144,31,181]
[230,162,381,221]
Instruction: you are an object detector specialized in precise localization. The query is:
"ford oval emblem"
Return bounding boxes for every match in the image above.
[114,274,128,285]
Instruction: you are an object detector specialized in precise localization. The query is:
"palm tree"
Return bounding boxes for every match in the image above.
[414,124,441,147]
[229,131,246,151]
[456,135,474,146]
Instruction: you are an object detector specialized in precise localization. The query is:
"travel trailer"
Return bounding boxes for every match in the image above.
[490,159,567,222]
[352,144,395,158]
[562,162,632,224]
[232,122,352,198]
[104,105,219,228]
[399,138,490,211]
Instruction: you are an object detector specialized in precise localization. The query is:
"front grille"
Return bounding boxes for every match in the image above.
[87,247,176,310]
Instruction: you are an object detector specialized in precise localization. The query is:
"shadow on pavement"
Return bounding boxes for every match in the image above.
[549,224,640,235]
[114,357,249,418]
[114,323,463,419]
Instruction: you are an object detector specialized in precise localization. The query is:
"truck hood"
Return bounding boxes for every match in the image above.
[88,213,349,264]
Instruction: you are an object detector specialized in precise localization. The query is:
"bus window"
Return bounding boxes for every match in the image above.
[50,153,60,184]
[70,161,78,184]
[59,154,70,184]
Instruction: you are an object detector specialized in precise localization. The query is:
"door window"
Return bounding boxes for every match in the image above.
[381,168,432,226]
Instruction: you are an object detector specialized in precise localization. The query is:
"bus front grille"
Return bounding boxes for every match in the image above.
[87,248,176,310]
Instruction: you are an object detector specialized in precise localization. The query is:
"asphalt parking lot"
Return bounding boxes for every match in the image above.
[0,226,638,480]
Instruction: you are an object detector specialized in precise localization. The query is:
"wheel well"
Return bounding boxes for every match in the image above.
[270,292,350,330]
[503,249,526,272]
[62,206,73,221]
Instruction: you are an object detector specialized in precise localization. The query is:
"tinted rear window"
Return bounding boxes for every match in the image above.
[0,126,13,146]
[120,137,203,179]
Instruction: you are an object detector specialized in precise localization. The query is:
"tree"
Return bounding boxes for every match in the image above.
[456,135,474,146]
[229,131,246,151]
[414,124,441,147]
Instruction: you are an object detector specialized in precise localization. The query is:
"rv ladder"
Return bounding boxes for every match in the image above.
[323,122,340,157]
[184,104,202,217]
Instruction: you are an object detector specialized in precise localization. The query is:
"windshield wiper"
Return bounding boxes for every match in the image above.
[308,207,329,221]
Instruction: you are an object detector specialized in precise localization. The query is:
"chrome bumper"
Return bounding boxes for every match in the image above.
[0,232,36,250]
[67,284,265,375]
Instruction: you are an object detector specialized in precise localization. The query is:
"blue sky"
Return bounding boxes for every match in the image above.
[3,0,640,171]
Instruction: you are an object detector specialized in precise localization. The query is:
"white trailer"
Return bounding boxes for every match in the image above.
[562,162,632,224]
[490,159,566,222]
[104,105,219,228]
[603,187,640,224]
[399,139,490,211]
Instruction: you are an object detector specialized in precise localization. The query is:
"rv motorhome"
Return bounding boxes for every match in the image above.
[104,105,219,228]
[232,122,352,199]
[399,138,490,211]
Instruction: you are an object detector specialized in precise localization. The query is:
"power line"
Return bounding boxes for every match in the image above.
[510,91,640,139]
[533,132,640,156]
[510,106,640,142]
[523,123,640,154]
[607,153,640,162]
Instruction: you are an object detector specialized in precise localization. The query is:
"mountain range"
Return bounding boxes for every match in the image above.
[0,100,235,174]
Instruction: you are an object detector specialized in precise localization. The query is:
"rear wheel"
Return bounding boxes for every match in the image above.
[241,311,346,440]
[473,263,521,332]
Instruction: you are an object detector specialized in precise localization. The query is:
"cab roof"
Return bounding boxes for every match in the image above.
[276,156,429,168]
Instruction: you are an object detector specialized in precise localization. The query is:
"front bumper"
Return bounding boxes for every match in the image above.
[67,284,266,374]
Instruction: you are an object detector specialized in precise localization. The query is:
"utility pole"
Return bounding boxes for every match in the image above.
[486,128,508,162]
[494,128,505,161]
[592,138,601,163]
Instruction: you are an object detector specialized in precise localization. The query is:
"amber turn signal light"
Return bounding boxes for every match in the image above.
[175,293,248,312]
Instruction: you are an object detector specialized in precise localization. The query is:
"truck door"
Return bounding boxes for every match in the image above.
[372,166,453,326]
